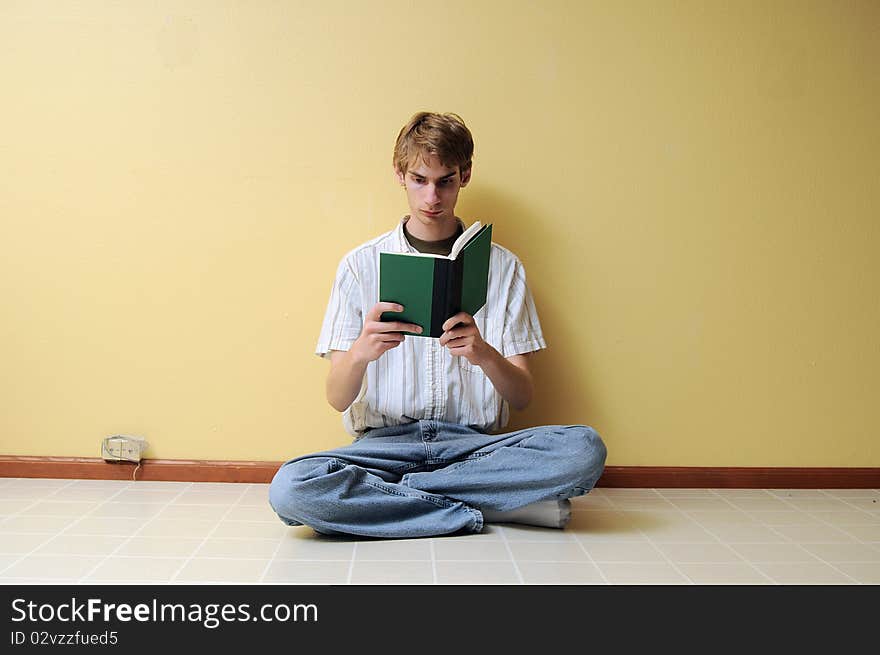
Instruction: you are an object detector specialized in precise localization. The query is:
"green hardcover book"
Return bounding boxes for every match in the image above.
[379,222,493,337]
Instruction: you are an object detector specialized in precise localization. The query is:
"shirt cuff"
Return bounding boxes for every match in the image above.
[315,338,357,358]
[501,336,547,357]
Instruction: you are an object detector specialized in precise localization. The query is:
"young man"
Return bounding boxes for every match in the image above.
[269,112,606,538]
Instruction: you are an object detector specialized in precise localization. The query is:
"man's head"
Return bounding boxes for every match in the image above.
[393,112,474,238]
[393,112,474,179]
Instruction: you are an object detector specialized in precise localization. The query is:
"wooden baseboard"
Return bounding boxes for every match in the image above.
[0,457,279,484]
[1,456,878,488]
[596,466,880,488]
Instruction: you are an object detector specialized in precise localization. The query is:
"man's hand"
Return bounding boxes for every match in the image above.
[440,312,534,410]
[326,302,422,411]
[349,302,423,365]
[439,312,492,366]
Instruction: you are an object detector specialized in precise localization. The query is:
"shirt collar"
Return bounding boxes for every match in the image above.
[393,217,417,253]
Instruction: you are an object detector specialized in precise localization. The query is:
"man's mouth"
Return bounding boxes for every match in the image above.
[422,209,442,217]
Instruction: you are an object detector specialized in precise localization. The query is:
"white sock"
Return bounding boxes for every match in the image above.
[479,499,572,529]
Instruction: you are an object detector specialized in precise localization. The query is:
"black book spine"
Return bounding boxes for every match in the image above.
[430,259,451,338]
[448,256,464,321]
[430,257,466,337]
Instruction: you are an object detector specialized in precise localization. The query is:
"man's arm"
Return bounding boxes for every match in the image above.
[439,312,534,411]
[473,350,533,411]
[326,350,369,413]
[325,302,423,412]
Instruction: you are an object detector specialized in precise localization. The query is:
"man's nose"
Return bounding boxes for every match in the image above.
[425,183,440,203]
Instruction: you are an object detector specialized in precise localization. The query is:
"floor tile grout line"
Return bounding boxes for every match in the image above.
[638,528,695,584]
[574,488,877,581]
[571,531,610,584]
[677,490,778,585]
[0,498,65,576]
[750,493,864,584]
[801,509,880,531]
[429,539,437,585]
[698,490,782,584]
[635,494,713,585]
[822,489,880,499]
[68,481,167,524]
[674,540,777,585]
[834,495,880,523]
[168,483,250,584]
[0,478,83,523]
[802,509,880,548]
[0,479,130,580]
[74,481,196,584]
[346,543,358,584]
[714,494,880,533]
[654,492,780,584]
[257,529,287,585]
[604,489,677,512]
[794,493,880,582]
[776,490,877,516]
[708,489,839,583]
[497,527,525,584]
[0,498,46,527]
[759,532,863,585]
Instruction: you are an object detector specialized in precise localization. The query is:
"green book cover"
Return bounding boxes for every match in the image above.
[380,223,493,337]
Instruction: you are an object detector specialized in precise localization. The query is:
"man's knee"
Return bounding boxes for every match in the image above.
[564,425,607,485]
[268,457,337,524]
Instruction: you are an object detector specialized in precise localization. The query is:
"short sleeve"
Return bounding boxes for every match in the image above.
[315,256,363,358]
[500,259,547,357]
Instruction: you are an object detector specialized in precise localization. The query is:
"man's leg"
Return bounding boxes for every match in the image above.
[268,422,483,538]
[399,422,607,526]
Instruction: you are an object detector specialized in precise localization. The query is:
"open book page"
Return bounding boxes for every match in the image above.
[449,221,483,260]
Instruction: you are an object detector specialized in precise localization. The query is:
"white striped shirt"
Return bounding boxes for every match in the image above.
[316,217,547,436]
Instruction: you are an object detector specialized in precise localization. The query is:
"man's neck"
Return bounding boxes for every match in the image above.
[404,216,461,242]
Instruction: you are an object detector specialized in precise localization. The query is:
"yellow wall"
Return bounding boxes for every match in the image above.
[1,1,878,466]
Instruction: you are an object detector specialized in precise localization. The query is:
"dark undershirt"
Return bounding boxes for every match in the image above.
[403,221,464,256]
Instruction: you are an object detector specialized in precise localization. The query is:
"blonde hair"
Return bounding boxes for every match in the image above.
[393,112,474,176]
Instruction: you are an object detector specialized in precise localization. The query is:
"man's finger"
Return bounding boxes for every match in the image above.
[444,337,470,349]
[439,331,459,346]
[442,327,465,341]
[442,312,472,332]
[367,302,404,322]
[374,321,422,334]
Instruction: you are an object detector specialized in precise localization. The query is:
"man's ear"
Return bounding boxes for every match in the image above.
[394,167,406,187]
[460,166,472,187]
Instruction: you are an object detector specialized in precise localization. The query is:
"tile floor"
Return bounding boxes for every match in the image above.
[1,478,879,584]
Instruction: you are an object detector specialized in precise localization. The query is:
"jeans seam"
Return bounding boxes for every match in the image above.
[365,480,457,510]
[399,461,430,474]
[432,451,491,475]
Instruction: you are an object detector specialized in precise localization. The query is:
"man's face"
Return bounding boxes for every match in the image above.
[396,154,471,236]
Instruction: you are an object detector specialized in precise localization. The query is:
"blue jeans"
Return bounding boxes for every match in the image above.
[269,421,607,539]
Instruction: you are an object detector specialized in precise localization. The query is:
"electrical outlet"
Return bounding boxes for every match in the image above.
[102,435,148,463]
